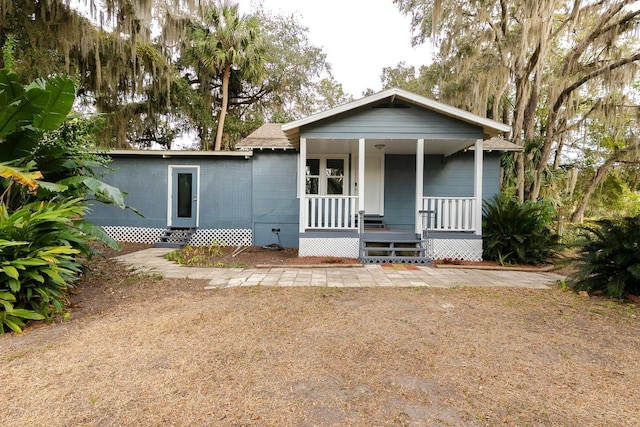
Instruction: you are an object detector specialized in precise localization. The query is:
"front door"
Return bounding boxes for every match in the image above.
[364,155,384,215]
[170,167,198,227]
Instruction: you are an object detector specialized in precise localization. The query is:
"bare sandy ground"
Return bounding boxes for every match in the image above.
[1,253,639,426]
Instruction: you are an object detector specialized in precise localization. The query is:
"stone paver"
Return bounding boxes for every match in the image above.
[114,248,566,290]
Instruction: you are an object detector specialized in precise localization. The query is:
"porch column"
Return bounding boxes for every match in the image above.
[358,138,365,213]
[299,137,307,233]
[474,138,483,236]
[415,138,425,235]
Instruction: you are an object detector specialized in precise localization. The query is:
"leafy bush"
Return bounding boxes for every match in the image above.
[0,198,118,333]
[0,68,128,333]
[166,242,225,266]
[568,216,640,299]
[482,195,560,265]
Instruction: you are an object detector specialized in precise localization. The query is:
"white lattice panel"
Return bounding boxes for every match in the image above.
[101,226,165,244]
[299,237,359,258]
[432,238,482,261]
[190,229,252,246]
[100,226,252,246]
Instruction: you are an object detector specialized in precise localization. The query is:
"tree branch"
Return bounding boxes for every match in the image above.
[553,52,640,116]
[570,138,640,221]
[561,1,639,75]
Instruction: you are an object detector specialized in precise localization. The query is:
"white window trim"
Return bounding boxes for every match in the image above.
[305,155,349,196]
[167,165,200,227]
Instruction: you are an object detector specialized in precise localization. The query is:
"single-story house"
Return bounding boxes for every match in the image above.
[88,88,521,262]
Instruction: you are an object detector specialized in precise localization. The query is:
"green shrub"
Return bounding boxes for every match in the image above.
[568,216,640,299]
[165,242,225,267]
[0,69,130,333]
[0,198,115,333]
[482,195,560,265]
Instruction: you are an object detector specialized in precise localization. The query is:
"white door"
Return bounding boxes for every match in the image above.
[354,155,384,215]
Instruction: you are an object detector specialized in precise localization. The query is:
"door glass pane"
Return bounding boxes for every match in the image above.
[177,173,192,218]
[306,159,320,176]
[306,177,319,194]
[326,159,344,176]
[327,177,343,194]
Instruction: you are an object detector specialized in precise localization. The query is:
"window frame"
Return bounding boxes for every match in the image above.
[305,155,349,196]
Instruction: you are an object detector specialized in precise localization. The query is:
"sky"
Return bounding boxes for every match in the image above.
[241,0,433,97]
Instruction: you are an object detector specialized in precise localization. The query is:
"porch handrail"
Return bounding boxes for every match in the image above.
[422,196,476,232]
[305,195,359,230]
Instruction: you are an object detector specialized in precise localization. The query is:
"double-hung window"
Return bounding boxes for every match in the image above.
[305,157,347,195]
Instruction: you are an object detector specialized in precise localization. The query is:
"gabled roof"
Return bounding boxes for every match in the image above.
[236,123,521,154]
[236,123,294,150]
[281,87,511,144]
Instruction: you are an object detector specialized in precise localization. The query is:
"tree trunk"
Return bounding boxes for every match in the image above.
[570,140,640,221]
[553,139,564,170]
[569,158,615,222]
[531,172,542,202]
[214,64,231,151]
[516,153,525,202]
[511,77,529,202]
[201,83,213,150]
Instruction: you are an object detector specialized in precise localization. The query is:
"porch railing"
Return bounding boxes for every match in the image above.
[421,197,476,232]
[305,195,359,230]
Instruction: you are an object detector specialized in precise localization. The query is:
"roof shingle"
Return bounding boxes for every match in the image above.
[236,123,294,150]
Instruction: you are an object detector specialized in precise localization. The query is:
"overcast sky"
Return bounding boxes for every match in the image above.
[242,0,433,97]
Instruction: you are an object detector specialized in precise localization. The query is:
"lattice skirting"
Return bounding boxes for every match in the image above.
[429,238,482,261]
[101,226,253,247]
[299,237,360,258]
[190,229,252,246]
[101,226,165,245]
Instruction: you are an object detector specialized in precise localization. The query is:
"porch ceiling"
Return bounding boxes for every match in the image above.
[305,138,478,156]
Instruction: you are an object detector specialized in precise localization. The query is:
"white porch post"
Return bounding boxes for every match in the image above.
[474,138,483,236]
[299,137,307,233]
[358,138,365,213]
[415,138,425,235]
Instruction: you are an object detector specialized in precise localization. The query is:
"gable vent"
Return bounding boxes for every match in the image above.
[372,102,411,109]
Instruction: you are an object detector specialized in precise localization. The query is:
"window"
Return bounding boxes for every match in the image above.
[326,159,344,194]
[306,159,320,194]
[305,157,347,195]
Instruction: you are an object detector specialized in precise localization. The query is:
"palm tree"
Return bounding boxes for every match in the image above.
[184,1,266,151]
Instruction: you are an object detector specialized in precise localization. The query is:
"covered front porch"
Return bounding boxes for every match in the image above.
[296,137,486,263]
[281,88,512,263]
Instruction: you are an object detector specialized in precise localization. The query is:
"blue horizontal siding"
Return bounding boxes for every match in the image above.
[425,151,501,198]
[87,149,502,248]
[303,104,483,140]
[86,156,253,230]
[199,159,252,229]
[251,151,300,248]
[87,158,168,228]
[382,153,502,229]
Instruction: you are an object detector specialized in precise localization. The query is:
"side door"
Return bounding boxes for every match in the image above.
[169,166,199,227]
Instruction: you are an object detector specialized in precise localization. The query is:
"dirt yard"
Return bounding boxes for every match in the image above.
[1,244,639,426]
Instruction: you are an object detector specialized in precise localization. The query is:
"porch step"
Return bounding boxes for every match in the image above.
[155,227,197,249]
[360,233,430,264]
[363,215,385,229]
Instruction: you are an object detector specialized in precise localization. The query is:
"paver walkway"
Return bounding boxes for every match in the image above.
[115,248,566,290]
